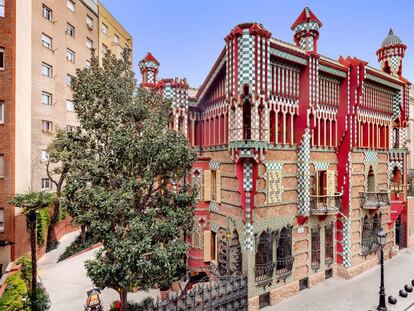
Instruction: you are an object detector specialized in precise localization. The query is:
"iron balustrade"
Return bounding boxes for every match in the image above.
[310,193,342,215]
[360,191,390,209]
[275,256,294,278]
[255,263,274,285]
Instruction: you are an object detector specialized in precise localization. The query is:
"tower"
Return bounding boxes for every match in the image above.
[139,52,160,85]
[376,29,406,77]
[291,7,322,53]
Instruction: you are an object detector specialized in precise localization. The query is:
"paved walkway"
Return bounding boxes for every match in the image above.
[264,247,414,311]
[38,231,159,311]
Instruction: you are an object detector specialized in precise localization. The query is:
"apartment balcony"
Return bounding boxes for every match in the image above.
[255,263,274,285]
[310,194,342,215]
[229,127,267,160]
[360,191,390,210]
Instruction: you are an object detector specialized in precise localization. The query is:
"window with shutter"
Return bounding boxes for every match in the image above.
[216,170,221,203]
[204,170,211,201]
[327,170,335,195]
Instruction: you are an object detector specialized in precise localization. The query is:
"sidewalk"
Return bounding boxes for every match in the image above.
[38,231,159,311]
[265,247,414,311]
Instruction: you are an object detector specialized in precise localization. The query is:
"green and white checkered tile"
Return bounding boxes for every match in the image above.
[341,217,352,268]
[364,151,378,163]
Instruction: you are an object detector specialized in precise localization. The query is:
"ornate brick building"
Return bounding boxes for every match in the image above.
[139,7,410,309]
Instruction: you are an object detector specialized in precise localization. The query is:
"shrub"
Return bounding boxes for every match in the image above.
[30,285,51,311]
[0,272,30,311]
[109,298,155,311]
[58,232,98,262]
[16,255,32,287]
[37,208,51,247]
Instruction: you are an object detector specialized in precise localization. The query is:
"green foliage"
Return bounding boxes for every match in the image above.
[60,48,196,302]
[37,208,51,247]
[109,298,155,311]
[30,285,51,311]
[0,272,30,311]
[16,256,32,287]
[58,232,98,262]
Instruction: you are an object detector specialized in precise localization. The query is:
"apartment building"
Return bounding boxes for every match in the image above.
[0,0,132,274]
[98,3,132,64]
[140,7,410,309]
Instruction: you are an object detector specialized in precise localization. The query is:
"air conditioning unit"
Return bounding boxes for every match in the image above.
[87,23,94,30]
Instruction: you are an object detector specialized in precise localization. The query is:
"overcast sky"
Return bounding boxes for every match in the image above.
[100,0,414,88]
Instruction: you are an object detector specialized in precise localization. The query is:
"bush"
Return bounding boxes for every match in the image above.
[0,272,30,311]
[16,255,32,287]
[37,208,51,247]
[30,285,51,311]
[109,298,155,311]
[58,232,98,262]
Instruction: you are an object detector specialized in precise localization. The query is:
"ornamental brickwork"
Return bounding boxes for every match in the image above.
[140,7,411,309]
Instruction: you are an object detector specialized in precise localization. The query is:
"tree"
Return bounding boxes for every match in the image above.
[10,191,55,295]
[61,49,196,311]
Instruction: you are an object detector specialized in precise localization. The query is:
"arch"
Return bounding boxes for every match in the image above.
[367,166,375,193]
[275,226,293,276]
[258,104,265,140]
[242,87,252,140]
[255,231,273,283]
[269,109,276,143]
[230,229,242,274]
[361,215,372,256]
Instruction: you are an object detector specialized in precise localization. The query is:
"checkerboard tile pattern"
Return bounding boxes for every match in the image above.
[364,151,378,163]
[243,162,253,192]
[238,29,255,94]
[297,129,311,215]
[210,222,219,233]
[209,201,218,212]
[209,161,220,170]
[341,218,352,268]
[314,162,329,171]
[265,162,283,171]
[243,223,254,250]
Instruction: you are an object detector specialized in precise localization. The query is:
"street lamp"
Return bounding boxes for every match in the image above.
[85,288,103,311]
[377,228,387,311]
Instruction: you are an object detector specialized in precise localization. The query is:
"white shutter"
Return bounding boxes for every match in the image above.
[203,231,211,262]
[204,170,212,201]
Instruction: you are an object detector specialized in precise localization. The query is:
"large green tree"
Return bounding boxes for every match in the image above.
[62,50,196,310]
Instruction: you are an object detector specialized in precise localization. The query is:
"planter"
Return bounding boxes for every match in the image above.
[171,281,181,292]
[160,286,171,300]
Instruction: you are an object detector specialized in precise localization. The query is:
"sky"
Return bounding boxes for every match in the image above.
[100,0,414,88]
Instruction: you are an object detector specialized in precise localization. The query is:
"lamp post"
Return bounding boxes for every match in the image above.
[377,228,387,311]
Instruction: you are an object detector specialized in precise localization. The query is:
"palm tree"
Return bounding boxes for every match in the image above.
[10,191,55,293]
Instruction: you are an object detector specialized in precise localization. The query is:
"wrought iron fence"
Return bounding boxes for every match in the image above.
[310,194,342,215]
[145,275,248,311]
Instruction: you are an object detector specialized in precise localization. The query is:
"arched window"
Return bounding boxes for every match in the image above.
[192,227,202,250]
[311,226,321,271]
[178,115,184,134]
[275,226,293,277]
[393,127,399,148]
[255,231,273,284]
[217,228,229,276]
[361,215,372,256]
[242,91,251,140]
[325,223,334,266]
[230,230,242,275]
[258,104,265,140]
[367,166,375,192]
[269,110,276,143]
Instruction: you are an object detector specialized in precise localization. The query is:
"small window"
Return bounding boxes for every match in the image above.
[41,91,52,106]
[211,170,217,201]
[102,43,108,55]
[86,15,93,29]
[86,37,93,49]
[0,0,4,18]
[0,155,4,177]
[41,178,51,190]
[67,0,75,12]
[66,23,75,37]
[67,125,77,132]
[41,150,49,161]
[66,74,74,87]
[113,34,119,44]
[42,4,52,21]
[42,33,52,49]
[101,23,108,35]
[299,278,309,291]
[41,62,52,77]
[210,231,216,261]
[259,292,270,309]
[85,60,91,68]
[66,100,74,112]
[66,49,75,62]
[41,120,53,132]
[0,47,3,69]
[0,102,4,123]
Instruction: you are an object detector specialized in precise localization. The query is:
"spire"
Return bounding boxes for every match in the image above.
[376,28,406,77]
[139,52,160,85]
[291,7,322,53]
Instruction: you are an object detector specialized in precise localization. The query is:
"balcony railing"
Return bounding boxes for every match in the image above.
[360,191,390,209]
[310,194,342,215]
[275,256,294,278]
[255,263,274,285]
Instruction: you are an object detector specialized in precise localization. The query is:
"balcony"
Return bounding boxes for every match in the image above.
[255,263,274,285]
[275,256,294,279]
[310,194,342,215]
[360,191,390,210]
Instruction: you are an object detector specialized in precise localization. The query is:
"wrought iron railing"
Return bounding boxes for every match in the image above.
[360,191,390,209]
[310,194,342,215]
[255,263,274,285]
[275,256,294,278]
[361,235,379,257]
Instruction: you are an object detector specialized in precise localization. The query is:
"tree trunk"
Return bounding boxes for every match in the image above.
[46,199,60,251]
[119,288,128,311]
[30,212,38,293]
[80,225,86,243]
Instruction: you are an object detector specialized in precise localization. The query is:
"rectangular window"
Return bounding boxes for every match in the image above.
[41,120,53,132]
[316,170,327,196]
[86,37,93,49]
[211,170,217,201]
[0,47,3,69]
[0,155,4,177]
[41,62,52,77]
[41,178,51,190]
[67,0,75,12]
[66,49,75,62]
[0,102,4,123]
[41,150,49,161]
[41,91,52,106]
[42,33,52,49]
[0,208,4,231]
[211,231,216,261]
[66,74,74,87]
[85,60,91,68]
[66,23,75,37]
[0,0,4,17]
[67,125,76,132]
[86,15,93,29]
[101,23,108,35]
[66,100,74,112]
[113,34,119,44]
[102,43,108,55]
[42,4,52,21]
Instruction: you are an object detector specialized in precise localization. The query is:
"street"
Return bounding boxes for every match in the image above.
[38,231,159,311]
[265,247,414,311]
